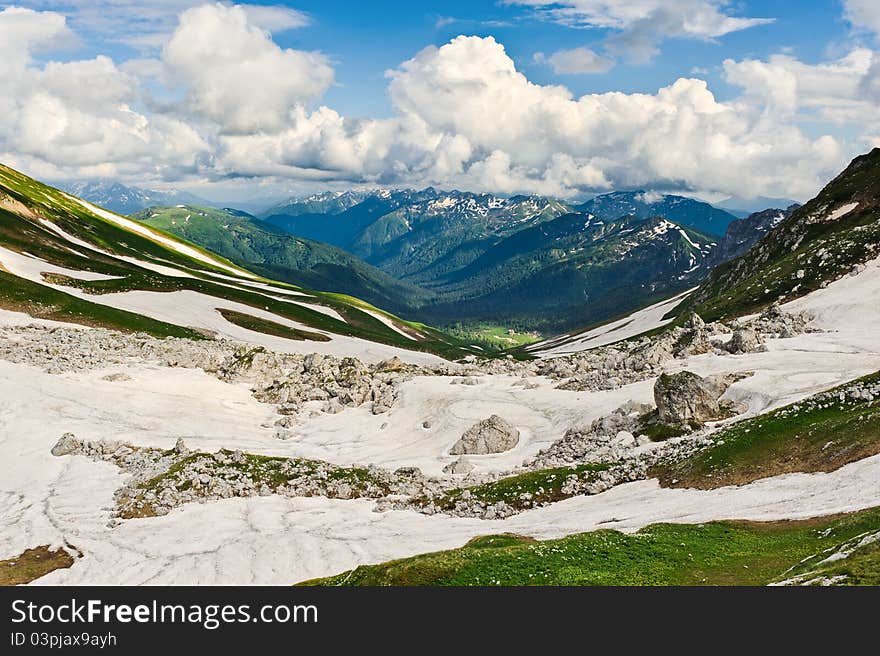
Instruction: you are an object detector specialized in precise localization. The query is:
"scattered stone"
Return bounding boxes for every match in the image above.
[725,328,765,354]
[375,356,405,372]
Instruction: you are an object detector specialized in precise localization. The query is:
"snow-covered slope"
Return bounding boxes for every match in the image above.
[529,288,696,356]
[2,257,880,584]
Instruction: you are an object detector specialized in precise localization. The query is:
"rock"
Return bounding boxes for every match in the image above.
[376,356,405,372]
[450,415,520,455]
[443,457,475,475]
[324,398,345,414]
[673,322,713,357]
[684,312,705,330]
[726,328,765,354]
[653,371,729,426]
[51,432,81,457]
[612,431,636,447]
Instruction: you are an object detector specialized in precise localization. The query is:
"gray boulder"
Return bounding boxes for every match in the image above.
[653,371,731,426]
[50,432,81,457]
[726,328,764,354]
[450,415,520,455]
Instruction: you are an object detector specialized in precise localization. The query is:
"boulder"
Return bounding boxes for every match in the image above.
[726,328,764,354]
[450,415,520,455]
[50,432,81,457]
[653,371,730,426]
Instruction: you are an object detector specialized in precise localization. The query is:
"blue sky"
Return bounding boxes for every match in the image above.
[38,1,856,115]
[2,1,879,202]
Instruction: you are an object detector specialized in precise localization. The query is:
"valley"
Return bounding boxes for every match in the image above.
[1,148,879,587]
[131,188,773,336]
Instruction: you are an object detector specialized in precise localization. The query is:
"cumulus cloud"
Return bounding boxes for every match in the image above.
[723,49,877,125]
[0,6,208,182]
[378,35,844,198]
[0,5,870,201]
[506,0,773,62]
[162,3,333,135]
[844,0,880,38]
[534,47,615,74]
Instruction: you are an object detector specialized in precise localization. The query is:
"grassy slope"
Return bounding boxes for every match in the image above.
[0,269,205,339]
[216,309,331,342]
[0,165,475,359]
[302,507,880,586]
[132,205,436,317]
[414,464,610,513]
[650,371,880,489]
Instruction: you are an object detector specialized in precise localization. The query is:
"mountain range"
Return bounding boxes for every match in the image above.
[129,187,790,335]
[47,178,814,337]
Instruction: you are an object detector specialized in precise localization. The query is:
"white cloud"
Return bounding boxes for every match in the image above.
[162,3,333,135]
[378,35,844,198]
[534,47,615,74]
[635,190,665,204]
[507,0,773,62]
[11,1,309,50]
[723,49,877,126]
[0,7,869,202]
[844,0,880,38]
[0,6,208,181]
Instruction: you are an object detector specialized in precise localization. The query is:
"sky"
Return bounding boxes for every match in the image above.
[2,1,880,204]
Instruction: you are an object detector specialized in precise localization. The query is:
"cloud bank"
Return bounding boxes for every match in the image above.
[0,2,876,201]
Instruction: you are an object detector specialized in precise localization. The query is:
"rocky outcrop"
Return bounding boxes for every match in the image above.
[50,435,432,520]
[450,415,520,455]
[50,432,82,457]
[707,205,799,267]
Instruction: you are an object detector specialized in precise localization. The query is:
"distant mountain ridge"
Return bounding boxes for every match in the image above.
[55,178,791,335]
[707,204,800,268]
[576,191,737,236]
[60,180,211,215]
